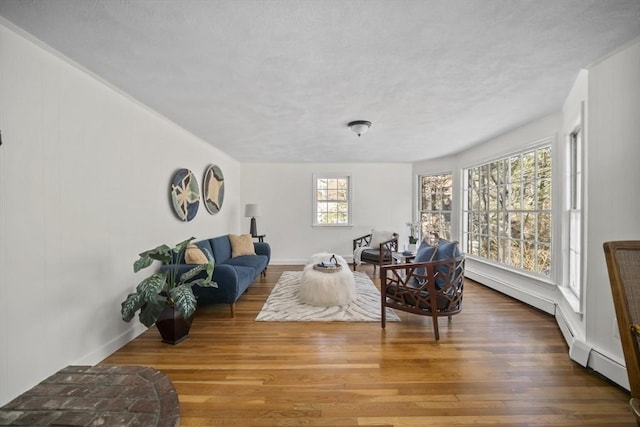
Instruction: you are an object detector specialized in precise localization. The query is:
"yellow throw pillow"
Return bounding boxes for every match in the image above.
[185,243,208,264]
[229,234,256,257]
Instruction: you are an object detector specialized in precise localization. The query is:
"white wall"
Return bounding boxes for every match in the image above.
[0,22,242,405]
[555,41,640,388]
[241,163,413,263]
[554,69,590,367]
[582,41,640,387]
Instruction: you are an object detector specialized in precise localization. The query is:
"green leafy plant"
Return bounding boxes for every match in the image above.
[121,237,216,327]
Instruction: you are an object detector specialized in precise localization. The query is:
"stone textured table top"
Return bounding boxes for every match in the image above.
[0,365,179,426]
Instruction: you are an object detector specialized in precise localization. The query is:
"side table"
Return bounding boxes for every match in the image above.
[392,251,415,264]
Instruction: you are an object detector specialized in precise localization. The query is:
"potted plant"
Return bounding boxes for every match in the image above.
[406,221,422,251]
[120,237,216,344]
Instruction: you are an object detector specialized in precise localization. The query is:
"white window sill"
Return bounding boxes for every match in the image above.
[559,285,582,315]
[465,254,556,287]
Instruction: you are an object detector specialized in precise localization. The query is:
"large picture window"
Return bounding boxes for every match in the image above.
[313,174,351,226]
[463,142,552,276]
[419,173,453,241]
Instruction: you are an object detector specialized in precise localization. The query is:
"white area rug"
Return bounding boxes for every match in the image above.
[256,271,400,322]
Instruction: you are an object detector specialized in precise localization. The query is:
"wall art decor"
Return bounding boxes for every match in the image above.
[203,164,225,214]
[170,168,200,221]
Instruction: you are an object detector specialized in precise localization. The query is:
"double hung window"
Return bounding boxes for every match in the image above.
[419,173,453,241]
[568,128,583,297]
[313,174,351,226]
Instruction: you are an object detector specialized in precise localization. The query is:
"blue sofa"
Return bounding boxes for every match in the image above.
[172,235,270,317]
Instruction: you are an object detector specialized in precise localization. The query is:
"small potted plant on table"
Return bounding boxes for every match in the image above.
[406,221,422,252]
[120,237,216,344]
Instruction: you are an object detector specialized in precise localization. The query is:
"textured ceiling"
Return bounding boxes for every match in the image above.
[1,0,639,163]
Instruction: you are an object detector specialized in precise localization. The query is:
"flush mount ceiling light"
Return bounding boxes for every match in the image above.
[347,120,372,137]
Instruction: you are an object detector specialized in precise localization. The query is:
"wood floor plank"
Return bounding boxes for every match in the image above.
[101,265,635,426]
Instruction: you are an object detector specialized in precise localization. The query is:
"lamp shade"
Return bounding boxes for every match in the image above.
[244,203,261,217]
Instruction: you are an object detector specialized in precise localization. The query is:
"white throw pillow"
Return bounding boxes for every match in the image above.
[370,229,395,247]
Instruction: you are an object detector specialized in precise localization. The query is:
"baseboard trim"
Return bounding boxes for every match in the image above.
[588,348,630,391]
[270,259,312,265]
[555,300,629,389]
[271,256,354,266]
[465,270,556,314]
[73,323,147,366]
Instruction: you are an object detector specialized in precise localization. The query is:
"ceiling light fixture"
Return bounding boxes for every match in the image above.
[347,120,372,137]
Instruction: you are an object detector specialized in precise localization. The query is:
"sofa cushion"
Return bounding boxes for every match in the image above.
[210,235,233,264]
[225,254,268,271]
[185,243,209,264]
[229,234,256,257]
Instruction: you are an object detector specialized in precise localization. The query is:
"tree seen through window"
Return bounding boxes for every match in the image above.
[314,176,350,225]
[463,143,552,276]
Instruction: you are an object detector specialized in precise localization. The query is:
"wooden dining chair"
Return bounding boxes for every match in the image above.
[604,240,640,426]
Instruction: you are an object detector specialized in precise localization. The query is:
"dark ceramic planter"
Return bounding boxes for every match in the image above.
[155,305,194,345]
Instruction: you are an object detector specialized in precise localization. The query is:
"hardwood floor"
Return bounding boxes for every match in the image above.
[102,265,635,426]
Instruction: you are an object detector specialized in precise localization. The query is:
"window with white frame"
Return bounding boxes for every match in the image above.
[568,127,583,297]
[313,174,351,226]
[463,142,552,276]
[419,173,453,241]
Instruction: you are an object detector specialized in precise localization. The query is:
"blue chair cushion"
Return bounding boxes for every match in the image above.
[435,240,459,260]
[416,240,437,262]
[409,240,437,287]
[434,240,461,289]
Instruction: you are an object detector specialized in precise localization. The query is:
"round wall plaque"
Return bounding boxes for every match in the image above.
[170,168,200,221]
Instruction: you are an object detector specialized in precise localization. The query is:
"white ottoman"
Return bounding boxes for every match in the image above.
[299,253,357,307]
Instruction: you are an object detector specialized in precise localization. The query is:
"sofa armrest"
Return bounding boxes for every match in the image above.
[212,264,240,289]
[160,264,209,282]
[254,242,271,263]
[187,264,241,306]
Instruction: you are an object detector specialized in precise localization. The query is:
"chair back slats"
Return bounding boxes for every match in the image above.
[353,232,399,276]
[604,241,640,426]
[381,254,465,340]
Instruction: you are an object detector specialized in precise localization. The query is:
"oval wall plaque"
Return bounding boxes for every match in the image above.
[203,164,225,214]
